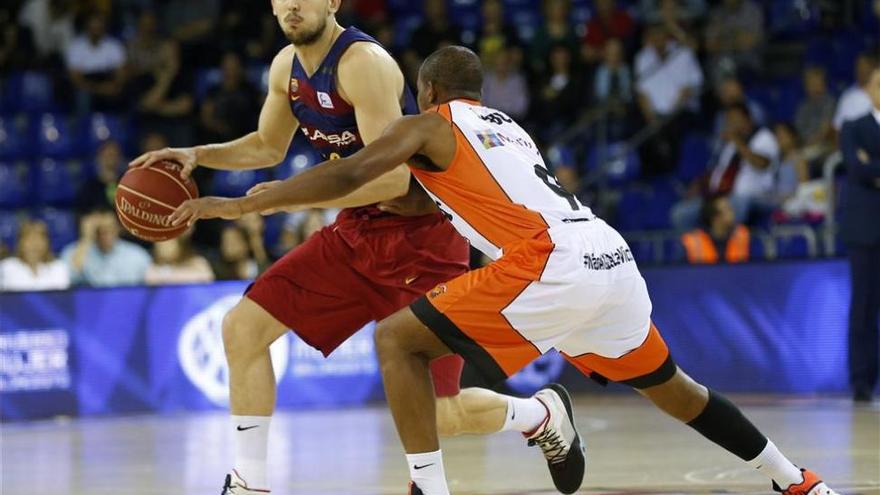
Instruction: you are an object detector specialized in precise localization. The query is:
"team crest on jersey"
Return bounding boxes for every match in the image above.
[476,130,504,150]
[317,91,334,109]
[289,78,300,101]
[428,285,447,299]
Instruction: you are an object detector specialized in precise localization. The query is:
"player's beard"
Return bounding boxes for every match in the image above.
[285,15,328,46]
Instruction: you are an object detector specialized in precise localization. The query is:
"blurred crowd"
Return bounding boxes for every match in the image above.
[1,0,879,291]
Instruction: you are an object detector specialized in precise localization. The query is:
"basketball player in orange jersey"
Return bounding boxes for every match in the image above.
[173,46,842,495]
[131,2,584,494]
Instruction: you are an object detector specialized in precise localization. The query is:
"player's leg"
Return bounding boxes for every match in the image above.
[374,307,452,495]
[221,296,289,493]
[639,366,839,495]
[435,387,550,437]
[564,319,839,495]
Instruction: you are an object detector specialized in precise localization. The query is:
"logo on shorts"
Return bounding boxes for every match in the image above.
[428,285,447,299]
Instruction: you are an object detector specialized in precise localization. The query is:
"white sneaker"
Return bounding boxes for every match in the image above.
[774,469,840,495]
[220,470,270,494]
[527,384,586,494]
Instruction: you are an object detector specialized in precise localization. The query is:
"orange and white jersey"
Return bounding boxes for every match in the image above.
[411,99,596,260]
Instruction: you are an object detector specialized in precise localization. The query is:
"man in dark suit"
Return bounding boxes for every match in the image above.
[839,66,880,402]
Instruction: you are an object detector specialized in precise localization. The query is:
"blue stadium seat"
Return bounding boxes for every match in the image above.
[0,161,32,208]
[546,144,577,170]
[663,237,686,264]
[84,113,129,154]
[642,178,680,230]
[767,0,819,39]
[246,64,270,94]
[776,234,810,259]
[749,234,767,261]
[211,169,270,197]
[771,82,803,123]
[676,133,711,182]
[35,207,78,252]
[393,14,423,46]
[1,72,57,114]
[585,142,640,186]
[36,113,79,158]
[628,238,655,265]
[262,213,286,251]
[194,68,223,102]
[450,0,481,30]
[615,186,647,231]
[0,114,31,160]
[35,158,85,206]
[0,209,21,249]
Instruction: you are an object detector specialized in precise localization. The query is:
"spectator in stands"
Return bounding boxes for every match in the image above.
[795,66,836,161]
[145,236,214,285]
[199,51,260,143]
[61,210,151,287]
[593,38,634,140]
[65,11,127,113]
[476,0,520,66]
[839,66,880,402]
[162,0,221,67]
[581,0,635,65]
[704,0,764,80]
[0,220,70,291]
[406,0,461,60]
[532,44,583,141]
[712,76,766,138]
[129,17,195,148]
[833,52,878,132]
[0,8,26,72]
[681,195,750,264]
[528,0,579,80]
[671,103,779,229]
[77,139,123,213]
[218,0,280,59]
[17,0,75,64]
[639,0,706,25]
[636,23,703,176]
[212,224,265,280]
[482,45,530,121]
[774,122,826,223]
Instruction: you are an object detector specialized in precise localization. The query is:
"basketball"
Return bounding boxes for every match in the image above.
[114,160,199,242]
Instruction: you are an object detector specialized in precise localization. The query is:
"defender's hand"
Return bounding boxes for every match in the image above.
[170,197,243,226]
[129,147,199,180]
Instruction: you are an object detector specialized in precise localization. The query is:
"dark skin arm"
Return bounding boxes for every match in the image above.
[170,112,456,226]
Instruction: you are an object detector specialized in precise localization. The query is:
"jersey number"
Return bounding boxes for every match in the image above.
[534,165,579,211]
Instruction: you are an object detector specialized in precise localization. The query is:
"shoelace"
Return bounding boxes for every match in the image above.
[221,474,232,495]
[527,425,569,465]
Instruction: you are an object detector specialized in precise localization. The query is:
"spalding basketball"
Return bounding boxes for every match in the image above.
[114,160,199,242]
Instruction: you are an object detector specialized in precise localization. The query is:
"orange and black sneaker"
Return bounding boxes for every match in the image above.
[773,469,840,495]
[408,481,424,495]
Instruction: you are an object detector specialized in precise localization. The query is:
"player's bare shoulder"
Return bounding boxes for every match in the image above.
[266,45,297,94]
[337,41,404,103]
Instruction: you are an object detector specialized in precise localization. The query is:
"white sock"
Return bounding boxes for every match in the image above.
[231,415,271,489]
[747,440,803,488]
[501,396,548,434]
[406,449,449,495]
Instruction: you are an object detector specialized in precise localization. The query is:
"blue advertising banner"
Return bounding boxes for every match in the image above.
[1,260,851,421]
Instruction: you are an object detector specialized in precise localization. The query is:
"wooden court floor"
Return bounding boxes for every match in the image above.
[2,395,878,495]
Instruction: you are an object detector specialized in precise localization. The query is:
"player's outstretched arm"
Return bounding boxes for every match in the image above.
[169,113,446,226]
[129,46,299,177]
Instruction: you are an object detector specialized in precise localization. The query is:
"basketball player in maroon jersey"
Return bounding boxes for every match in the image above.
[131,1,584,493]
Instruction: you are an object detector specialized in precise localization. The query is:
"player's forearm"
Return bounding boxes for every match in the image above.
[305,165,410,208]
[195,132,287,170]
[238,159,363,213]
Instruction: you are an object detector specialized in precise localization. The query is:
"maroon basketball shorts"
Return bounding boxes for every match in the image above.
[246,210,470,396]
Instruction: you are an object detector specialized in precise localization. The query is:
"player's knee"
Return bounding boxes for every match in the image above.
[222,305,263,361]
[374,321,402,362]
[435,396,465,437]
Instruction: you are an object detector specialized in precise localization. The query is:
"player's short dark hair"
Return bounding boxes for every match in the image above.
[419,46,483,99]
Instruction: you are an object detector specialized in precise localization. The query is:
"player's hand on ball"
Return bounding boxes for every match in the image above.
[246,180,304,215]
[129,147,199,180]
[171,197,243,226]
